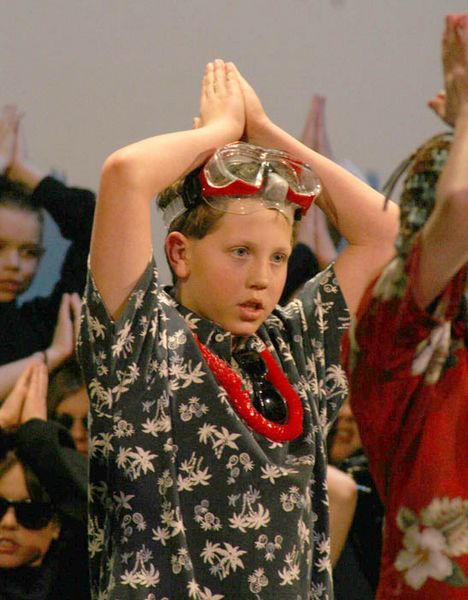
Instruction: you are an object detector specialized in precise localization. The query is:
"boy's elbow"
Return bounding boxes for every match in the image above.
[100,148,144,191]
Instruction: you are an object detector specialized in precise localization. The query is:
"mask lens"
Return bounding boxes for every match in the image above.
[205,147,264,188]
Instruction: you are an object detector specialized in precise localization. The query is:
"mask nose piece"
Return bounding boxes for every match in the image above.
[263,171,289,206]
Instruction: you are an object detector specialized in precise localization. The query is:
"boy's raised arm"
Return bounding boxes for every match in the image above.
[90,60,244,320]
[233,66,399,315]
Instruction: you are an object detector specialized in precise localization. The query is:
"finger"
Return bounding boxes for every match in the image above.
[192,116,201,130]
[213,58,227,93]
[0,363,34,427]
[21,363,48,423]
[225,62,241,93]
[58,292,71,317]
[202,62,215,98]
[69,292,82,314]
[69,292,82,343]
[229,63,251,94]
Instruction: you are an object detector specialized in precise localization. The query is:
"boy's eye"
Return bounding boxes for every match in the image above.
[232,247,249,258]
[271,252,287,265]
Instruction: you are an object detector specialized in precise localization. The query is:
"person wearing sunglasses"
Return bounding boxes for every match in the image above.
[78,60,398,599]
[0,362,89,599]
[47,359,89,456]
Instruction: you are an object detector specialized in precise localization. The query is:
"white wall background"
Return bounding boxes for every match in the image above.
[3,0,466,296]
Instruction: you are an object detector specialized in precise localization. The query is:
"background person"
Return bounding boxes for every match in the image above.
[0,105,93,397]
[0,362,89,599]
[342,13,468,598]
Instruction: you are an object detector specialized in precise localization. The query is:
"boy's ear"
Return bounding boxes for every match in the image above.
[165,232,190,279]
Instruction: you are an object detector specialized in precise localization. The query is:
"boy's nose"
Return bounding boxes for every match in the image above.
[248,261,269,290]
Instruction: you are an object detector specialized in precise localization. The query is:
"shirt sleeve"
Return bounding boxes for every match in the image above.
[275,265,350,431]
[33,177,96,311]
[78,257,164,416]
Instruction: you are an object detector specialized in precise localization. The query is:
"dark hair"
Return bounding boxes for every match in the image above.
[47,359,85,416]
[0,175,44,227]
[0,451,53,505]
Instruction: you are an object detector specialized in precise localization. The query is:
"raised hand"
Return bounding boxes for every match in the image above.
[441,13,468,127]
[19,362,48,423]
[0,104,20,175]
[46,293,82,371]
[198,59,245,141]
[4,112,45,189]
[229,64,271,145]
[0,363,47,429]
[301,95,334,158]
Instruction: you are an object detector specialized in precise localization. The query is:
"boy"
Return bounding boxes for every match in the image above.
[79,61,398,598]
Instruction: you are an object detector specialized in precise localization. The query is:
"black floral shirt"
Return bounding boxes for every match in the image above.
[78,258,349,600]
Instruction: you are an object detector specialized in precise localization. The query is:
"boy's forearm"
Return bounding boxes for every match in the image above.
[251,119,399,249]
[101,123,241,201]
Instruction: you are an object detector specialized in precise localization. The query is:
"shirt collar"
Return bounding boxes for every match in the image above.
[162,285,264,361]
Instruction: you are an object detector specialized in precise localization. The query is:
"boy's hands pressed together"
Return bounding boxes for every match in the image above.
[230,64,272,145]
[199,59,245,142]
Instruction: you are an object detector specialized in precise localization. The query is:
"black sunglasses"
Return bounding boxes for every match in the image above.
[0,497,55,530]
[234,350,288,424]
[52,413,88,431]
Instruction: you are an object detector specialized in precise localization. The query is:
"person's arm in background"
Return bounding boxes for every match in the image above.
[297,96,338,269]
[327,464,358,567]
[0,292,81,400]
[233,66,399,316]
[415,14,468,308]
[6,112,96,298]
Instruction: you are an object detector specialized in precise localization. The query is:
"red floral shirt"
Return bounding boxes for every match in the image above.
[342,240,468,599]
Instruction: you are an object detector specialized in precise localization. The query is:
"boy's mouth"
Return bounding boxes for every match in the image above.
[238,300,264,320]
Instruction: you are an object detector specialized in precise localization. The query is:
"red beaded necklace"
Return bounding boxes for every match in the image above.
[194,335,303,443]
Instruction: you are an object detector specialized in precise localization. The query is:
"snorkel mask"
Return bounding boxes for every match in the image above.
[161,141,321,227]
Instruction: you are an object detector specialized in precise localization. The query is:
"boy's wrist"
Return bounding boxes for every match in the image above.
[202,120,243,148]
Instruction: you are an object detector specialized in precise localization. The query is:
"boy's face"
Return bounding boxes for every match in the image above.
[178,205,293,336]
[0,207,43,302]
